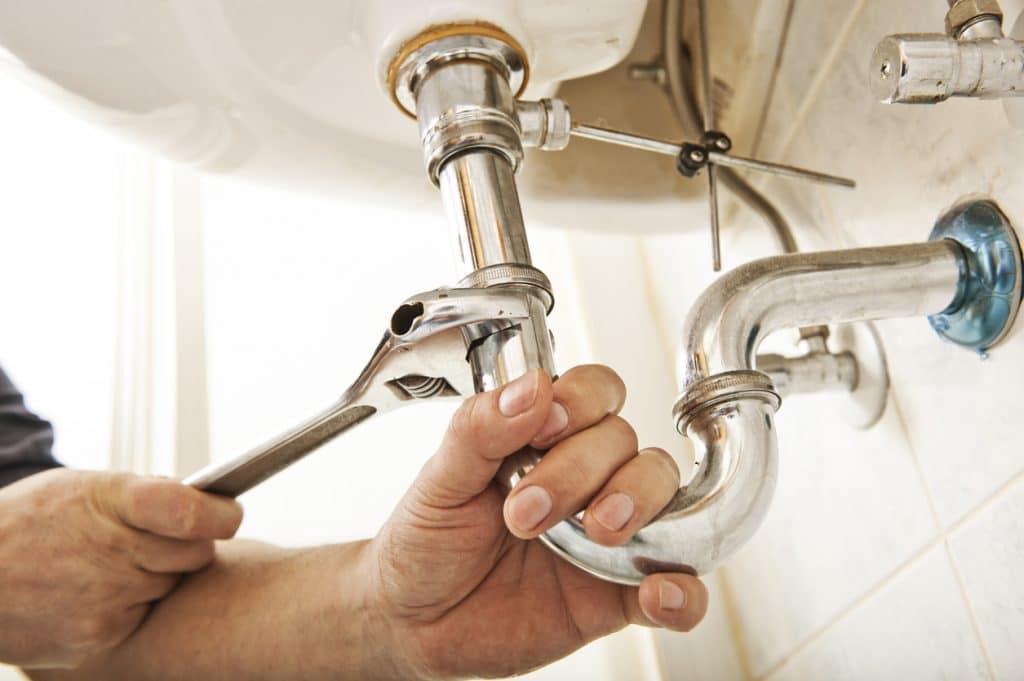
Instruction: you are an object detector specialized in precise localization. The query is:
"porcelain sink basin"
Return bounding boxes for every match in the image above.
[0,0,789,232]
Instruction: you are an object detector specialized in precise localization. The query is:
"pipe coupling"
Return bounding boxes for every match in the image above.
[946,0,1004,39]
[673,370,781,433]
[396,35,527,184]
[457,263,555,314]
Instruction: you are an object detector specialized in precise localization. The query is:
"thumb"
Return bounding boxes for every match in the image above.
[413,369,554,508]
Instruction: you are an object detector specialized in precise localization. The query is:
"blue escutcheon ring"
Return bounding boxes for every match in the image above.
[928,197,1023,356]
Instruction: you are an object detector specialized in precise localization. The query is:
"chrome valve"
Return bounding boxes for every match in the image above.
[871,0,1024,104]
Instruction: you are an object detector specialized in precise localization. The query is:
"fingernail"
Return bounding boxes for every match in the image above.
[659,581,687,611]
[499,370,540,417]
[532,402,569,445]
[593,492,635,532]
[507,485,552,531]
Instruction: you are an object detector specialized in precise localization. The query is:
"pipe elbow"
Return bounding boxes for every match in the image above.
[536,395,778,582]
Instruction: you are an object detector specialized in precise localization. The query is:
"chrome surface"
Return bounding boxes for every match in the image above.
[466,292,555,393]
[696,0,722,271]
[413,59,523,184]
[827,321,891,429]
[518,396,780,580]
[457,264,554,313]
[757,322,890,430]
[872,34,1024,103]
[567,124,857,189]
[516,99,572,151]
[630,235,967,579]
[533,233,972,583]
[927,197,1023,354]
[677,241,964,391]
[946,0,1004,38]
[439,151,533,279]
[185,287,542,497]
[703,152,857,189]
[707,164,722,271]
[757,351,859,396]
[393,35,526,119]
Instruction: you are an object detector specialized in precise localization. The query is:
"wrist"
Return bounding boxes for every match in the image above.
[337,539,424,681]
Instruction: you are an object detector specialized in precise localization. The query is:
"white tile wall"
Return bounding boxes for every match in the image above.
[768,547,992,681]
[634,0,1024,679]
[950,479,1024,680]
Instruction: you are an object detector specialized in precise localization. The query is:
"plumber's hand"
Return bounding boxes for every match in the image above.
[368,366,707,680]
[0,469,243,669]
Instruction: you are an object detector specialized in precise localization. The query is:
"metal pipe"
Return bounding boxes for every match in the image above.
[872,34,1024,103]
[757,351,859,396]
[678,241,963,388]
[538,240,966,582]
[536,395,779,580]
[438,151,533,278]
[568,124,855,189]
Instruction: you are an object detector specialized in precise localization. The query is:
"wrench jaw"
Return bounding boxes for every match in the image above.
[184,285,546,498]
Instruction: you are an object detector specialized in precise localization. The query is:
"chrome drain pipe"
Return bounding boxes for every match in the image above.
[541,197,1020,582]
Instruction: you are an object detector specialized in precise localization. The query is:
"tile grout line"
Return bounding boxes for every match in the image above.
[943,540,1000,680]
[716,568,756,680]
[946,465,1024,540]
[757,533,945,679]
[892,383,1001,680]
[759,465,1024,680]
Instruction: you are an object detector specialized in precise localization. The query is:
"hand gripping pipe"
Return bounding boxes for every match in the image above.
[188,26,1022,586]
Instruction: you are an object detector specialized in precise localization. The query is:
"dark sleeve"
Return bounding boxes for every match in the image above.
[0,365,61,488]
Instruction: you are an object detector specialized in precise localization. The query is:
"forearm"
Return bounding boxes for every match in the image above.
[29,539,405,681]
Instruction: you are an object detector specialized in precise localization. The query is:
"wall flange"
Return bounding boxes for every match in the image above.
[928,197,1023,356]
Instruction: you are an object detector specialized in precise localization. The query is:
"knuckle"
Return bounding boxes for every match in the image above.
[581,364,626,407]
[97,527,130,558]
[642,448,681,484]
[71,614,113,649]
[448,394,487,447]
[603,415,639,452]
[190,540,217,568]
[168,493,202,538]
[124,478,150,519]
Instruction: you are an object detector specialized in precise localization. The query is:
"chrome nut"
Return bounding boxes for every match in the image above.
[946,0,1003,38]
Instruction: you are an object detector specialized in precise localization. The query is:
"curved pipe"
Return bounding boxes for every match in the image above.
[677,241,963,388]
[530,240,965,584]
[534,396,779,580]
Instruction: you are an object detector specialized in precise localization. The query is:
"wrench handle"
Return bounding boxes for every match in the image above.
[184,403,377,498]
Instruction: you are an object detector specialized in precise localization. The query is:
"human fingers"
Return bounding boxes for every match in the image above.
[623,574,709,632]
[108,476,243,541]
[503,415,638,538]
[412,369,554,508]
[530,364,627,449]
[130,532,217,573]
[582,448,680,547]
